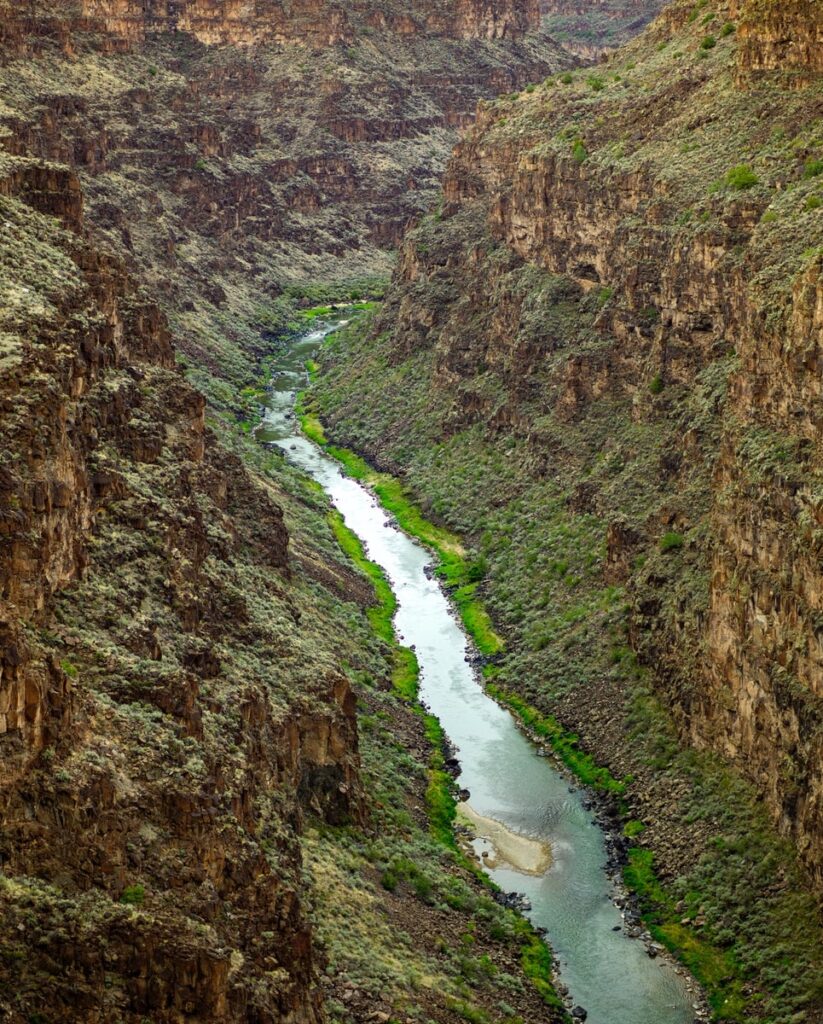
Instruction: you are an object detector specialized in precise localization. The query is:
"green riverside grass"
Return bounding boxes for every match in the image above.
[298,393,760,1021]
[483,675,627,797]
[296,398,502,656]
[624,849,748,1021]
[323,473,566,1016]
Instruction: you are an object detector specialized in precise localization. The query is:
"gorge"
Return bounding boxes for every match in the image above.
[1,1,822,1023]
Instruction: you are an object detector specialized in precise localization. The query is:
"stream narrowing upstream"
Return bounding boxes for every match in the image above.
[257,322,702,1024]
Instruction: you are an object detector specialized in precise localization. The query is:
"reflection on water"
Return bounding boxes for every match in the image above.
[257,323,701,1024]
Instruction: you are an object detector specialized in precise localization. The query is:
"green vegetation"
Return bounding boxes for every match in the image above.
[660,532,685,552]
[119,884,145,906]
[624,849,747,1020]
[803,158,823,179]
[723,165,759,190]
[485,681,627,796]
[330,511,396,643]
[649,374,664,395]
[572,139,588,165]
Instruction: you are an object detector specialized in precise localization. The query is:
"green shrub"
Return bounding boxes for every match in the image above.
[724,165,759,190]
[120,884,145,905]
[660,532,684,552]
[720,22,735,37]
[803,158,823,179]
[572,139,588,164]
[649,374,664,395]
[700,34,716,50]
[806,195,822,211]
[588,75,605,92]
[559,72,573,85]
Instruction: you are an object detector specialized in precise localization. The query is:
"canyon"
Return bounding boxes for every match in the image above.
[0,1,581,1022]
[308,0,823,1020]
[1,0,822,1022]
[540,0,666,56]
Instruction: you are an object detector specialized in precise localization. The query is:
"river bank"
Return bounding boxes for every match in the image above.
[257,318,705,1024]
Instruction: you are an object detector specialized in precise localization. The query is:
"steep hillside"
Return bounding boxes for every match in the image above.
[0,150,571,1024]
[541,0,666,57]
[0,0,572,403]
[308,0,823,1020]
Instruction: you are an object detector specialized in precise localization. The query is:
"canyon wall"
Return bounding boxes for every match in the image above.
[309,0,823,1013]
[76,0,541,47]
[412,0,823,886]
[0,0,572,403]
[0,153,365,1022]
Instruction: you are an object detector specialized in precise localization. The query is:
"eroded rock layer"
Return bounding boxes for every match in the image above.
[0,153,366,1022]
[309,0,823,1017]
[0,0,572,403]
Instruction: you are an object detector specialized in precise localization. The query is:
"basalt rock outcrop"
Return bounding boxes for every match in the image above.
[78,0,542,46]
[0,0,572,399]
[0,153,365,1023]
[310,0,823,1016]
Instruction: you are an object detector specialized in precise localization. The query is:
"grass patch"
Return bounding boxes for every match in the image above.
[329,511,396,643]
[485,679,627,796]
[624,848,748,1020]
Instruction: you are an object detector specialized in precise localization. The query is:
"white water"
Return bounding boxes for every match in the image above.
[257,323,701,1024]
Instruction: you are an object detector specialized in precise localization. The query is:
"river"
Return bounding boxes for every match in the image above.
[256,321,702,1024]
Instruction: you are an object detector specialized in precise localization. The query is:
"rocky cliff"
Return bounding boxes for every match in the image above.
[309,0,823,1018]
[540,0,666,57]
[0,0,572,407]
[77,0,542,46]
[0,152,365,1021]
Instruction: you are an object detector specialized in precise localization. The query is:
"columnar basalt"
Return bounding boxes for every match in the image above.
[309,5,823,1013]
[0,155,367,1022]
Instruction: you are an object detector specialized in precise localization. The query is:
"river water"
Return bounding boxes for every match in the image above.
[257,322,700,1024]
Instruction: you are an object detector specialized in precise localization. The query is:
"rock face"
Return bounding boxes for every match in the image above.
[0,0,572,401]
[414,0,823,888]
[77,0,541,47]
[540,0,666,57]
[0,153,365,1022]
[732,0,823,83]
